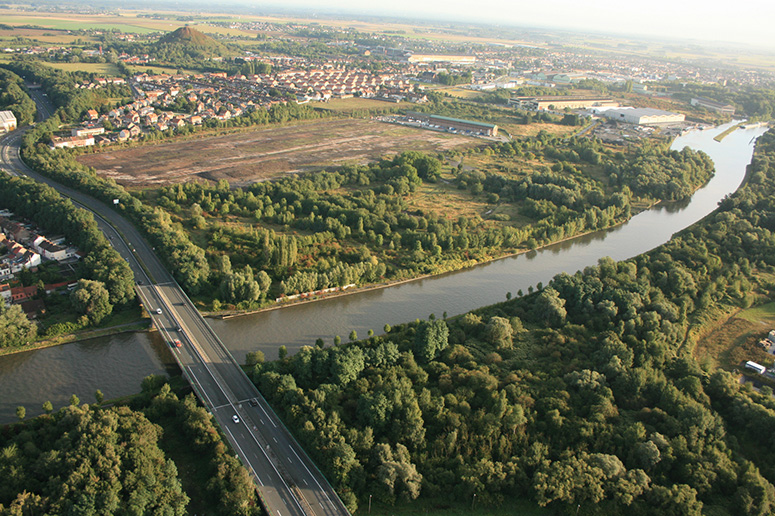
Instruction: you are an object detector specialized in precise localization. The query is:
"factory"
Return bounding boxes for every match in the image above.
[0,111,17,133]
[405,112,498,136]
[691,97,736,115]
[598,107,685,125]
[407,54,476,65]
[509,96,619,111]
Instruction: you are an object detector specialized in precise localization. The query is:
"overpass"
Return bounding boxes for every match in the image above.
[0,88,350,516]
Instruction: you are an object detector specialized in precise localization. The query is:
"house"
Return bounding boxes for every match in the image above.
[0,283,11,304]
[38,240,68,261]
[86,109,99,120]
[11,284,38,304]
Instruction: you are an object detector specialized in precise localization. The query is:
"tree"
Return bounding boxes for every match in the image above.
[413,320,449,362]
[533,287,567,327]
[349,330,358,342]
[70,394,80,407]
[16,406,25,421]
[485,316,514,348]
[70,279,113,325]
[246,350,265,366]
[42,400,53,414]
[0,303,37,348]
[95,389,104,404]
[278,345,288,360]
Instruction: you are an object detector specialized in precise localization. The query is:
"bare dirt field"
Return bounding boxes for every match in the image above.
[78,119,480,187]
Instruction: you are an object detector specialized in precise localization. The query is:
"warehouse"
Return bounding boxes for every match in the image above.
[509,96,618,111]
[407,54,476,64]
[600,107,685,125]
[691,97,736,115]
[0,111,17,133]
[406,112,498,136]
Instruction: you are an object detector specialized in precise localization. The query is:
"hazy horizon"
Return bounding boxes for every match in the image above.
[223,0,774,51]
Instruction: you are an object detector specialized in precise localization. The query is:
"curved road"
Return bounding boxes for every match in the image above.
[0,87,349,516]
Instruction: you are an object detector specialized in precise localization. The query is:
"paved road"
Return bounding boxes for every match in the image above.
[1,88,349,516]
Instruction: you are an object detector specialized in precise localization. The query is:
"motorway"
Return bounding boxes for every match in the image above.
[0,88,350,516]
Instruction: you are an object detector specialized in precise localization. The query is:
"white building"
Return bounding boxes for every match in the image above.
[600,107,685,125]
[0,110,17,132]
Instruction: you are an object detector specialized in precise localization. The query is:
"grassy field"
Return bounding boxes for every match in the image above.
[44,61,122,75]
[0,27,90,45]
[77,118,480,187]
[694,301,775,371]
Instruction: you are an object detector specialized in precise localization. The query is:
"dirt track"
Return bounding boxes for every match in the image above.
[78,119,478,187]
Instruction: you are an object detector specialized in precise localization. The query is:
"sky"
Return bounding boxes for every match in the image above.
[242,0,775,50]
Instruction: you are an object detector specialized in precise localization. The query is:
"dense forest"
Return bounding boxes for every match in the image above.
[0,379,261,515]
[249,130,775,515]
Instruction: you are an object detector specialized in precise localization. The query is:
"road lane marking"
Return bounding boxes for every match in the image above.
[273,437,278,443]
[303,479,308,486]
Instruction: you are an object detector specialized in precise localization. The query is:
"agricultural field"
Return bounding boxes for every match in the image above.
[0,26,90,45]
[77,118,480,187]
[44,61,122,75]
[0,12,164,34]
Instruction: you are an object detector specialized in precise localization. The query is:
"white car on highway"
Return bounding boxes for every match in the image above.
[232,415,240,424]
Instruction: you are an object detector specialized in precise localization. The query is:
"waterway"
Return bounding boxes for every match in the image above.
[0,121,767,424]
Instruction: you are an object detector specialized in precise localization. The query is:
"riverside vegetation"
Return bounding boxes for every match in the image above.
[247,131,775,515]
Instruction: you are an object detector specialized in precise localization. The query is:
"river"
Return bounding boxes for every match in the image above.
[0,121,767,423]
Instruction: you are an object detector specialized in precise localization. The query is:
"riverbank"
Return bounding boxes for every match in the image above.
[0,318,151,357]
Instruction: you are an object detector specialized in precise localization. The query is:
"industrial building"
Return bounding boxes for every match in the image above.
[509,96,618,111]
[407,54,476,65]
[691,97,736,115]
[599,107,685,125]
[0,111,17,132]
[405,112,498,136]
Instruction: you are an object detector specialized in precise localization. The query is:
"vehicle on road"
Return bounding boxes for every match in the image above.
[172,339,182,347]
[156,308,162,315]
[232,415,240,424]
[249,399,258,407]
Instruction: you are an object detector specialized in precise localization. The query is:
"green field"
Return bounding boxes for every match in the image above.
[44,62,122,75]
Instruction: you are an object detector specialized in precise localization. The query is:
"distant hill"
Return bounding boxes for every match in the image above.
[154,26,227,60]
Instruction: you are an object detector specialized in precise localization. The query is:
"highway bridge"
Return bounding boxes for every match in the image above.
[0,88,350,516]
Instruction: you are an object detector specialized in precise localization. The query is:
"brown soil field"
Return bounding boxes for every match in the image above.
[78,119,480,187]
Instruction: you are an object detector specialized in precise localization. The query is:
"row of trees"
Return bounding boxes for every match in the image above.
[0,68,36,126]
[250,130,775,514]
